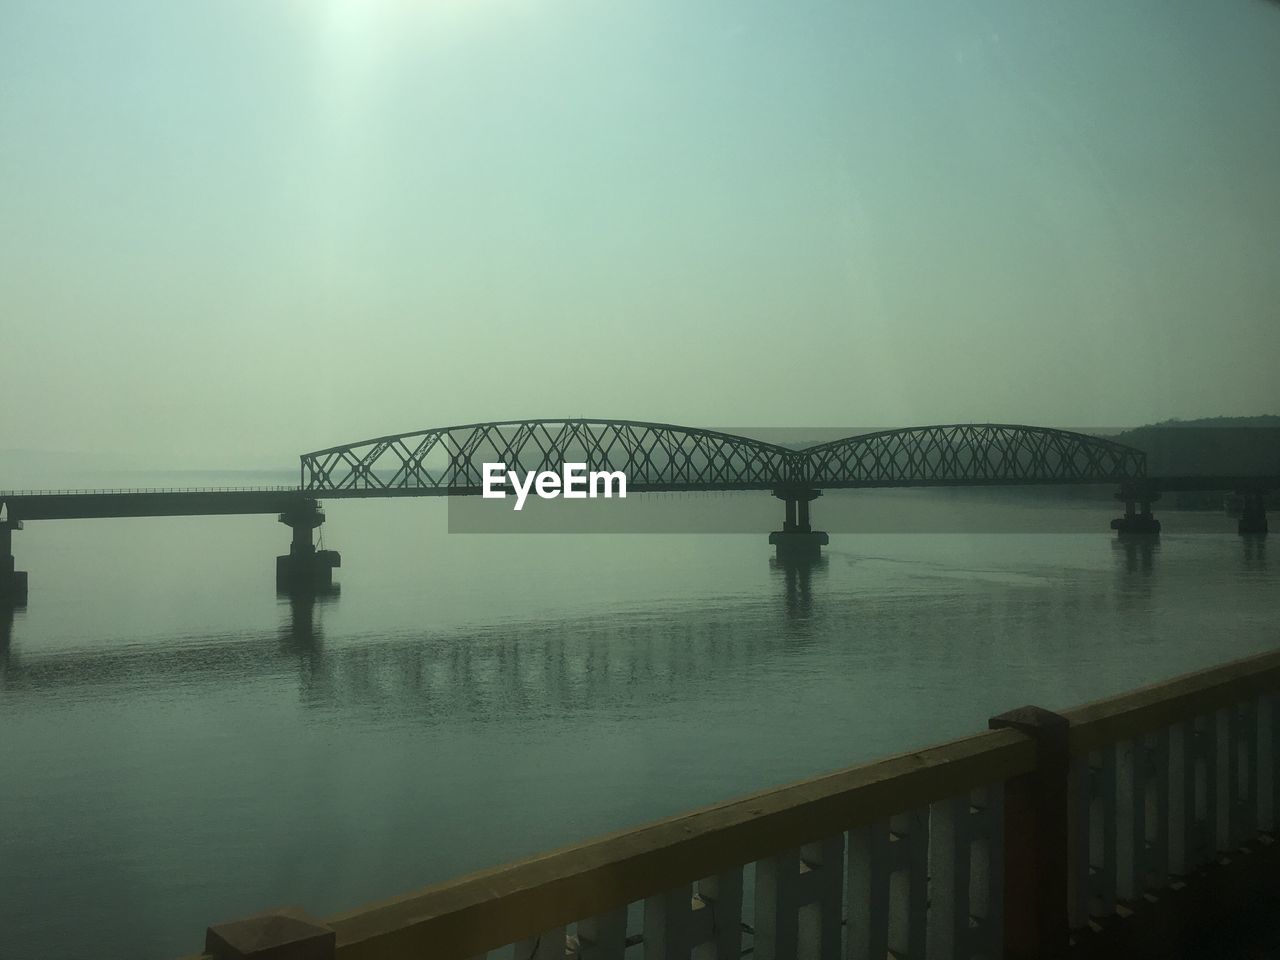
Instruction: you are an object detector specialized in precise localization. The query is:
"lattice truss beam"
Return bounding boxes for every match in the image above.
[300,421,1146,492]
[300,420,797,492]
[805,424,1146,487]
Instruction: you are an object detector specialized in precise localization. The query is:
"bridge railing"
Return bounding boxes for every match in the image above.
[189,649,1280,960]
[195,732,1028,960]
[1062,649,1280,947]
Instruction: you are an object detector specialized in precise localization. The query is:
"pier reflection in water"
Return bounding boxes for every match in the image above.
[1242,535,1268,575]
[1,522,1278,960]
[771,555,827,629]
[1113,534,1160,576]
[279,586,339,653]
[0,603,15,667]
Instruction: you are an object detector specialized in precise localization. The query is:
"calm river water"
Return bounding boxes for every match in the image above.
[0,490,1275,959]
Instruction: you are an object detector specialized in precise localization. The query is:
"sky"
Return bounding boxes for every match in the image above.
[2,0,1278,469]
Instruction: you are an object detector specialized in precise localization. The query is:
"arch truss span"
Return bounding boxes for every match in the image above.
[300,420,802,494]
[803,424,1147,488]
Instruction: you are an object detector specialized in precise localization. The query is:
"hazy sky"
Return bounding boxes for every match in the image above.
[2,0,1278,468]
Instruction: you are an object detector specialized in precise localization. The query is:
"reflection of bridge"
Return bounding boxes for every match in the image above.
[1,588,826,719]
[0,554,1145,721]
[1,420,1274,604]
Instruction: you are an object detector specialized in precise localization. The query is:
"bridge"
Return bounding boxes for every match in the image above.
[1,420,1274,605]
[297,420,1146,492]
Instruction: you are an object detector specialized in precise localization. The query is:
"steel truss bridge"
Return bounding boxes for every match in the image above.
[297,420,1149,494]
[1,420,1274,604]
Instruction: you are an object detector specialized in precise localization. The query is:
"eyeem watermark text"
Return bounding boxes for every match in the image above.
[482,463,627,511]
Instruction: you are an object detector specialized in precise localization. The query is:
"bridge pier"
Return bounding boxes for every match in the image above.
[1110,484,1161,536]
[276,500,340,593]
[0,519,28,606]
[1238,488,1268,536]
[768,487,829,560]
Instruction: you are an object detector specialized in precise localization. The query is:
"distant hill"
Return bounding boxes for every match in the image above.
[1123,416,1280,430]
[1107,416,1280,478]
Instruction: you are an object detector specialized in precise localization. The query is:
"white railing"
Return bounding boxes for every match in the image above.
[190,649,1280,960]
[1068,686,1278,931]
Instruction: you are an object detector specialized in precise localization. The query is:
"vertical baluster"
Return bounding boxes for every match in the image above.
[754,849,799,960]
[696,869,743,960]
[1261,693,1278,834]
[514,927,567,960]
[1238,698,1258,844]
[1093,746,1117,915]
[928,795,970,960]
[1206,709,1223,856]
[1147,729,1171,888]
[1115,739,1143,901]
[1220,704,1240,850]
[1067,758,1091,930]
[579,906,628,960]
[1082,751,1102,913]
[798,836,843,960]
[1185,716,1201,870]
[888,808,929,960]
[1273,693,1280,833]
[847,821,891,959]
[1186,716,1207,872]
[1168,721,1190,877]
[645,884,693,960]
[975,784,1005,960]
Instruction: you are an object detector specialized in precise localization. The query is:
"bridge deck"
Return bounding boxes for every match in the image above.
[1,476,1276,521]
[0,489,307,521]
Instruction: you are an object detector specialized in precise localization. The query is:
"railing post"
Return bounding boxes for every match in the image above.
[203,906,336,960]
[989,705,1071,960]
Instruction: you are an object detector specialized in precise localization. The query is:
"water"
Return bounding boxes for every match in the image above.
[0,490,1275,959]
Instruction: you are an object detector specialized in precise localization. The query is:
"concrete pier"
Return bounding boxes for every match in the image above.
[0,519,28,606]
[276,500,340,593]
[1111,484,1161,536]
[769,486,829,560]
[1238,488,1269,536]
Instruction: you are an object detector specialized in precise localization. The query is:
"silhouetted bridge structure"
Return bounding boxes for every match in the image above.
[2,420,1274,604]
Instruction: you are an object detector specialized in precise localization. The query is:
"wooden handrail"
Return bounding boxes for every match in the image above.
[192,647,1280,960]
[1064,647,1280,755]
[319,729,1032,960]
